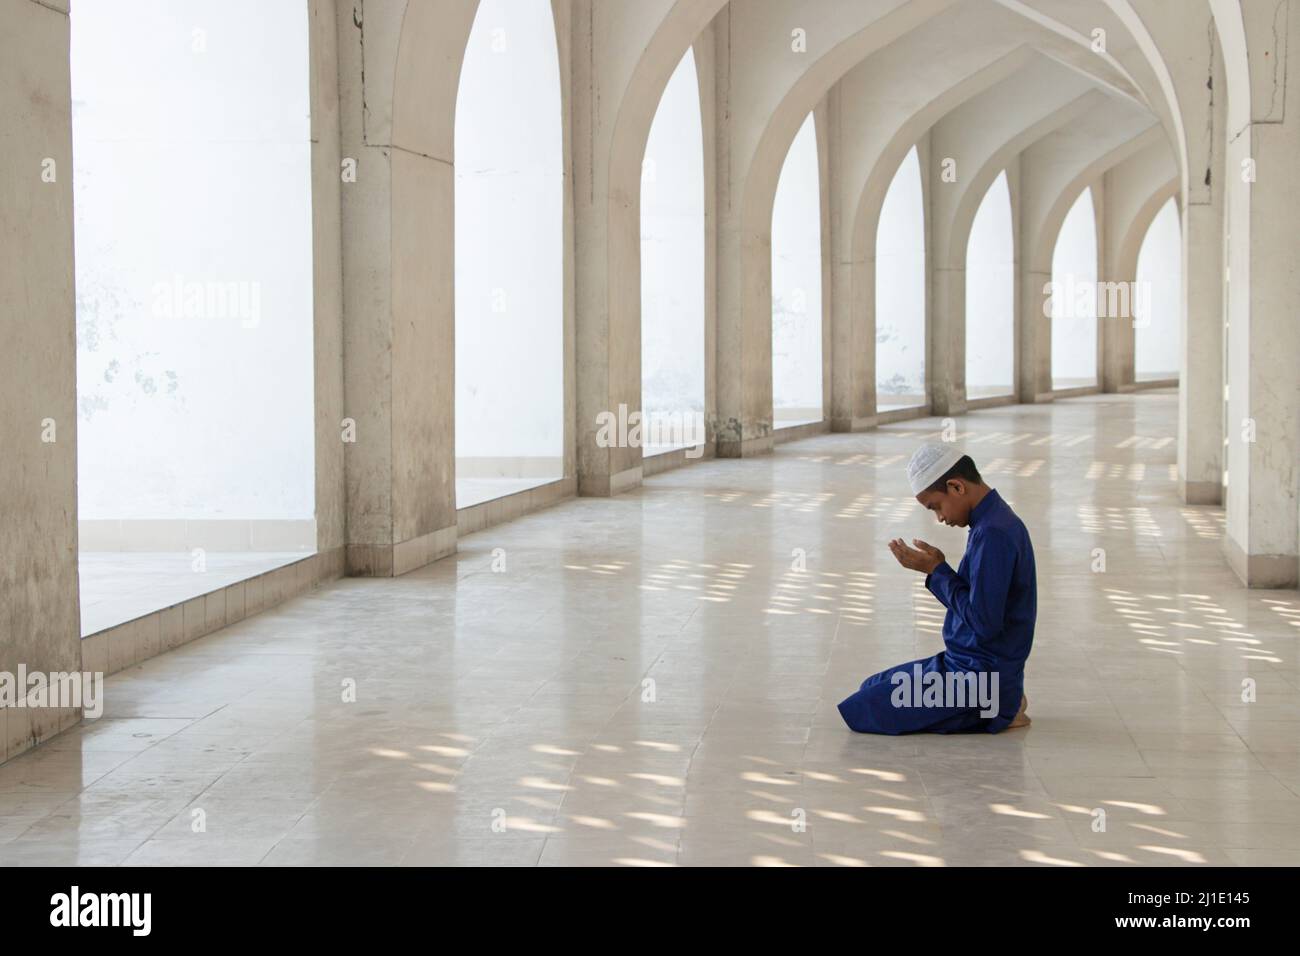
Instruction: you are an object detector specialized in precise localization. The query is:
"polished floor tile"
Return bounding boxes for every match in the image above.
[3,390,1298,866]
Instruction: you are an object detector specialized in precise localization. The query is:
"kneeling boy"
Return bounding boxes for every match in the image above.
[838,443,1036,734]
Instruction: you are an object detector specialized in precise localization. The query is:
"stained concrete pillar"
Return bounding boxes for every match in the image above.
[1176,14,1226,509]
[928,181,968,417]
[916,131,937,415]
[335,0,474,574]
[0,0,84,761]
[1099,175,1136,395]
[1179,185,1225,504]
[309,0,346,566]
[570,1,647,494]
[825,82,875,432]
[1214,0,1300,588]
[695,24,722,458]
[1130,0,1228,506]
[710,4,774,458]
[1017,241,1053,403]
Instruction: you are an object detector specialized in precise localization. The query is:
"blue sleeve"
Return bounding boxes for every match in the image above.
[925,529,1016,638]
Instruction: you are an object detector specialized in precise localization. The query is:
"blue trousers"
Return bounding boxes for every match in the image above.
[837,652,1021,735]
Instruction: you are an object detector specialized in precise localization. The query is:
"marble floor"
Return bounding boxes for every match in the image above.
[4,389,1299,866]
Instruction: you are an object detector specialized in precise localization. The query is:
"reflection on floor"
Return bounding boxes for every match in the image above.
[78,552,307,638]
[5,389,1299,866]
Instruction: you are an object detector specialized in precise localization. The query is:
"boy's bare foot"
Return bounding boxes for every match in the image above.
[1005,694,1031,730]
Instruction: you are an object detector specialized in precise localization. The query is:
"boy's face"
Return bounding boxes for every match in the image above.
[916,480,975,528]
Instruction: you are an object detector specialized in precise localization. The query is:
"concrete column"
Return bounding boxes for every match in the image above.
[710,4,774,458]
[1179,189,1225,504]
[916,131,940,416]
[335,0,474,575]
[1099,175,1135,395]
[1177,20,1226,507]
[695,26,721,457]
[309,0,346,567]
[926,117,968,419]
[1006,156,1024,399]
[570,1,645,494]
[1,0,83,761]
[1215,0,1300,587]
[1133,0,1227,506]
[825,83,876,433]
[815,97,834,429]
[1017,259,1054,403]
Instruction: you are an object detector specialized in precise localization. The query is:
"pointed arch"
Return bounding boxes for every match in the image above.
[1050,186,1100,390]
[876,145,926,410]
[771,112,824,427]
[641,47,705,453]
[453,0,564,505]
[965,170,1015,399]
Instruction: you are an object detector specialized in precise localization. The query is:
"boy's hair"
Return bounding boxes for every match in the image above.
[924,455,983,494]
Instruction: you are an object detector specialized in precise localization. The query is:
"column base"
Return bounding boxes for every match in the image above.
[1223,535,1299,589]
[577,464,643,497]
[829,415,878,433]
[1178,479,1221,506]
[347,525,458,577]
[715,435,774,458]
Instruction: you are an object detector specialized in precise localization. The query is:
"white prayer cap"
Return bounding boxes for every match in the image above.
[907,442,964,495]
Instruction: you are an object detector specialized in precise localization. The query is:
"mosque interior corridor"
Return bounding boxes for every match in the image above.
[3,391,1297,867]
[3,0,1299,889]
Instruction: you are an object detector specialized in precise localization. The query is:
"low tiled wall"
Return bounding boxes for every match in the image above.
[773,420,830,444]
[0,547,345,767]
[457,477,576,537]
[642,443,712,477]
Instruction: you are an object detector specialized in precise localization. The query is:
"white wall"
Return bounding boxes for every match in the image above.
[454,0,563,467]
[71,0,315,525]
[1051,187,1099,388]
[965,170,1014,397]
[771,112,823,423]
[876,145,926,405]
[1134,197,1181,380]
[641,49,705,424]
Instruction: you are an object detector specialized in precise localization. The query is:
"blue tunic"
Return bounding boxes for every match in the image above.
[837,488,1037,735]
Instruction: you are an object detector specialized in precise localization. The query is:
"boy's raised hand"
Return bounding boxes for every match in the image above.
[888,537,945,574]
